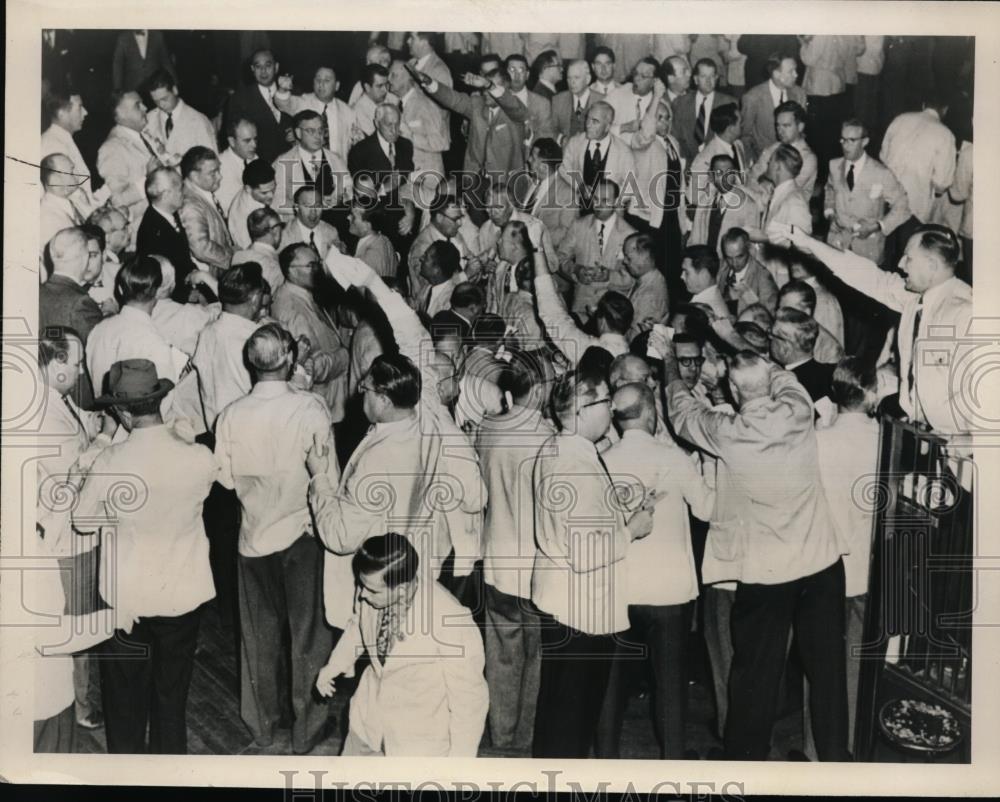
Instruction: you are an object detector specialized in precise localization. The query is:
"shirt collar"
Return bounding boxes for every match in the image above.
[620,428,656,445]
[376,132,394,155]
[252,240,277,254]
[185,178,216,205]
[846,151,868,172]
[920,275,965,308]
[251,380,292,398]
[923,108,941,121]
[120,304,156,324]
[692,285,717,303]
[589,133,611,151]
[298,144,322,163]
[785,357,811,371]
[153,204,179,228]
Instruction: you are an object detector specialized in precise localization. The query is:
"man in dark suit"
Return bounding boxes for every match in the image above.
[347,103,418,257]
[224,49,293,164]
[111,29,176,93]
[39,227,105,408]
[769,306,834,405]
[671,59,736,162]
[136,167,200,301]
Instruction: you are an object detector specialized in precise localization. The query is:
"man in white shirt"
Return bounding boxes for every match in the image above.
[350,63,392,138]
[274,66,357,162]
[76,358,218,753]
[189,262,266,429]
[590,46,620,96]
[232,206,286,291]
[531,370,655,758]
[279,185,343,259]
[86,255,188,410]
[688,103,749,208]
[216,118,259,211]
[747,101,818,200]
[879,89,956,223]
[149,257,221,356]
[348,44,397,106]
[551,60,595,144]
[227,159,277,249]
[756,143,813,237]
[214,323,338,754]
[776,221,972,437]
[681,245,731,320]
[142,68,218,163]
[41,90,111,216]
[40,154,87,257]
[606,57,659,147]
[595,382,714,759]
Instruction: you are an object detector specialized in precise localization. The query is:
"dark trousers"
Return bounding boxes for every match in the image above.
[532,615,618,758]
[595,602,691,759]
[100,605,202,753]
[58,548,104,720]
[656,209,687,311]
[237,533,335,753]
[34,703,75,753]
[483,583,542,749]
[724,559,849,761]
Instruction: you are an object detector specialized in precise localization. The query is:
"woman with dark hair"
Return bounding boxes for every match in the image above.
[315,532,489,756]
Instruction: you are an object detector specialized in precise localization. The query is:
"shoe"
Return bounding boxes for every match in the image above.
[76,711,103,730]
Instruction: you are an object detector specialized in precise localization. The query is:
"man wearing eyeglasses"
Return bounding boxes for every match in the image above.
[824,118,909,264]
[272,243,349,424]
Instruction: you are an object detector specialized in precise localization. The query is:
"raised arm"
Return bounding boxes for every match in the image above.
[533,249,598,365]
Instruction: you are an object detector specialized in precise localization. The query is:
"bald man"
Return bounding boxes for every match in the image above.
[41,154,87,255]
[596,381,713,759]
[652,335,850,762]
[137,167,200,299]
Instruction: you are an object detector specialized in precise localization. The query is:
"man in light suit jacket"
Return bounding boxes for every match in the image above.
[825,118,910,263]
[407,32,453,149]
[551,60,598,143]
[689,154,761,253]
[740,54,807,163]
[388,61,449,181]
[605,57,660,147]
[274,67,357,163]
[506,54,556,145]
[671,59,736,162]
[556,179,636,318]
[560,102,637,210]
[178,146,235,275]
[716,227,779,316]
[521,138,579,251]
[419,69,529,176]
[313,533,488,757]
[271,110,351,224]
[111,29,175,93]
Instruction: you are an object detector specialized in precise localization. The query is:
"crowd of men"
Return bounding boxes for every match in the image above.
[33,30,974,761]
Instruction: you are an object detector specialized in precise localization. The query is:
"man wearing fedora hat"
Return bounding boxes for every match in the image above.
[74,358,219,754]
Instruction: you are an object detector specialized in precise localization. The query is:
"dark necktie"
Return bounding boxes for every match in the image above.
[732,142,741,173]
[695,97,707,145]
[312,153,335,198]
[664,141,681,211]
[846,162,855,192]
[212,193,227,222]
[62,394,87,433]
[321,103,330,148]
[708,193,725,252]
[165,112,174,139]
[597,220,605,256]
[172,211,183,232]
[907,304,923,421]
[309,230,317,251]
[387,141,395,168]
[139,131,160,161]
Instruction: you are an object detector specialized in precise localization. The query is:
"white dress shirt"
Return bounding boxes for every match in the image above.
[151,297,222,356]
[281,218,340,259]
[215,380,339,558]
[231,240,284,292]
[216,147,249,211]
[77,423,218,619]
[189,311,261,428]
[40,192,82,254]
[691,283,732,320]
[226,187,266,249]
[604,429,714,606]
[41,123,110,214]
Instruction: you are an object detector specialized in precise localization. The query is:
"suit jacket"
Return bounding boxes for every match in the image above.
[225,83,294,164]
[399,88,450,174]
[556,214,637,317]
[178,180,235,274]
[560,133,637,201]
[791,359,834,403]
[271,146,351,222]
[347,133,416,184]
[764,179,812,232]
[689,185,761,252]
[429,308,473,341]
[39,274,104,408]
[688,136,750,209]
[136,205,199,299]
[716,256,779,315]
[428,84,529,174]
[515,89,555,143]
[516,170,579,250]
[631,132,688,230]
[111,30,175,92]
[671,90,737,163]
[551,90,596,142]
[825,155,910,262]
[740,80,808,163]
[96,125,152,236]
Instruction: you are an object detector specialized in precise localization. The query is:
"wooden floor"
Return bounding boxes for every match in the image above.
[74,597,804,759]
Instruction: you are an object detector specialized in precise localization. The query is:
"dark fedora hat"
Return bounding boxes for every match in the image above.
[94,359,174,408]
